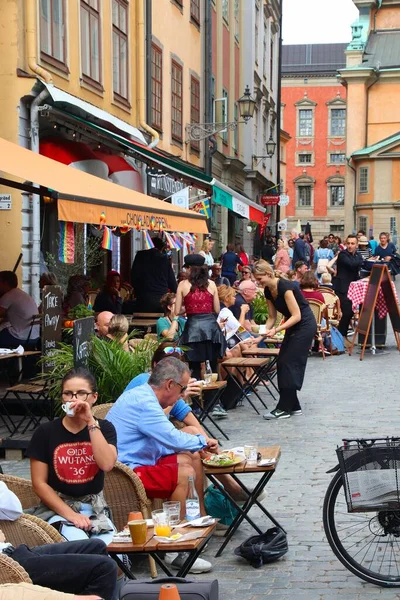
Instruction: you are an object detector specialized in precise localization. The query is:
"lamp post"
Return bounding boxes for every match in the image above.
[252,134,277,165]
[186,86,257,142]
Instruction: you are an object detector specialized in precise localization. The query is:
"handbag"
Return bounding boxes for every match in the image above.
[204,485,239,526]
[120,577,219,600]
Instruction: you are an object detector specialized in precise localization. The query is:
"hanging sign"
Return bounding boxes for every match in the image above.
[261,195,280,206]
[277,219,288,232]
[278,194,289,207]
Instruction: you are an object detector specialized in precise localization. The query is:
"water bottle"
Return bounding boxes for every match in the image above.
[185,476,200,520]
[204,360,212,385]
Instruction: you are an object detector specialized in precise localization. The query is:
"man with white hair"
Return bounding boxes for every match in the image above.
[291,229,307,267]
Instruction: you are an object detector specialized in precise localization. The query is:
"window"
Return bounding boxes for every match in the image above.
[358,216,367,233]
[330,185,345,207]
[234,0,239,40]
[270,40,274,89]
[222,88,228,144]
[299,153,312,164]
[330,108,346,136]
[40,0,67,68]
[330,153,346,164]
[390,217,397,235]
[80,0,101,85]
[330,224,345,233]
[222,0,229,23]
[112,0,128,101]
[151,44,162,131]
[359,166,369,193]
[263,21,268,77]
[255,4,259,62]
[171,61,183,142]
[190,0,200,24]
[298,109,313,136]
[298,186,312,207]
[190,76,200,152]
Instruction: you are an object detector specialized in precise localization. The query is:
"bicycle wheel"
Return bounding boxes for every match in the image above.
[324,469,400,586]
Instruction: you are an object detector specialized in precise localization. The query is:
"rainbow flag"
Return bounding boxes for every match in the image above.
[101,226,113,251]
[164,231,179,250]
[58,221,75,263]
[172,234,183,250]
[143,230,155,249]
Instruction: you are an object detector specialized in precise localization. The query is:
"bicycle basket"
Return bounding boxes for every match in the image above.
[336,438,400,513]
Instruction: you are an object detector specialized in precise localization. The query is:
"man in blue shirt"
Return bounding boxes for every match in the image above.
[291,229,307,266]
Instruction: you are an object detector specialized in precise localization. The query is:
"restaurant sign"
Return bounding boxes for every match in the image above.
[260,194,280,206]
[150,175,185,199]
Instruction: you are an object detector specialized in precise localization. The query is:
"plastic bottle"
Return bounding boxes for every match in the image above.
[204,360,212,385]
[185,476,200,520]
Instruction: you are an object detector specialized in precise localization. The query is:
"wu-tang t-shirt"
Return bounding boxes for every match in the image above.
[26,418,117,497]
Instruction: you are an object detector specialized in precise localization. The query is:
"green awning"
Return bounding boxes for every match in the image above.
[56,111,213,188]
[212,179,265,224]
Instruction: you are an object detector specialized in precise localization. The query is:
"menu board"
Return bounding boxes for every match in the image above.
[42,285,63,373]
[73,317,95,368]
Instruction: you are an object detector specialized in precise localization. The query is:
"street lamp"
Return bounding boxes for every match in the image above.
[252,134,277,166]
[186,86,257,142]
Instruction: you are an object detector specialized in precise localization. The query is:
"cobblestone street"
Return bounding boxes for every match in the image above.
[2,315,400,599]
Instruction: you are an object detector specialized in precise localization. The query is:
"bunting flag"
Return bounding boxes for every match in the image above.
[260,213,272,239]
[164,231,179,250]
[101,226,113,251]
[172,234,183,250]
[58,221,75,264]
[179,232,196,246]
[143,230,155,249]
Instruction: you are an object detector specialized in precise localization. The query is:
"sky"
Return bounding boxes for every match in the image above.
[282,0,359,45]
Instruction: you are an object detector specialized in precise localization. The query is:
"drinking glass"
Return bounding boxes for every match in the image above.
[163,501,181,526]
[152,509,172,537]
[244,445,258,466]
[128,520,147,544]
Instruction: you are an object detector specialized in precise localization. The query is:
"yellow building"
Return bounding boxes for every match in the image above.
[341,0,400,239]
[0,0,210,298]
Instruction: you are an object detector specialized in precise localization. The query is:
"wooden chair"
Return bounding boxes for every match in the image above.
[92,402,114,420]
[0,554,32,584]
[308,299,331,359]
[319,289,341,327]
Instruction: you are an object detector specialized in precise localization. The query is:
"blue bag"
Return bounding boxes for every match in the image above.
[330,325,345,353]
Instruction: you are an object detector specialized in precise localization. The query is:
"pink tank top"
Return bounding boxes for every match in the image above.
[184,288,214,315]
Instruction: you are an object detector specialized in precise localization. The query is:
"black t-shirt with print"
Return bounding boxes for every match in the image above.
[26,418,117,497]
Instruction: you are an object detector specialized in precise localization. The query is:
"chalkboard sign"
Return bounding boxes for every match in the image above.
[42,285,63,373]
[353,264,400,359]
[73,317,95,368]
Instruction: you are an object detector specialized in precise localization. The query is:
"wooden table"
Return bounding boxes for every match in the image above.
[204,446,283,556]
[221,357,274,414]
[191,381,229,442]
[107,522,216,578]
[241,347,280,397]
[0,351,41,383]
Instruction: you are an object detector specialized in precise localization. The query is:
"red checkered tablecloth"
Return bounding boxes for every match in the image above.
[348,279,399,319]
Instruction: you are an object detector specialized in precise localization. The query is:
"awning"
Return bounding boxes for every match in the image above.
[211,180,265,224]
[55,113,213,189]
[41,83,147,145]
[0,137,208,233]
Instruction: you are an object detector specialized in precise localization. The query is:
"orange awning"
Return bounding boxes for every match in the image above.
[0,137,208,233]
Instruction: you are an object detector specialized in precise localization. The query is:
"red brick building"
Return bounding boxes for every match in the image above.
[280,44,347,239]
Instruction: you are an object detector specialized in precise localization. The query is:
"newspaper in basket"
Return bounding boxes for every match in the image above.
[337,439,400,512]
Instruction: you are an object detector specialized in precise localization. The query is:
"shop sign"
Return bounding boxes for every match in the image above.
[150,175,185,198]
[0,194,12,210]
[278,194,289,207]
[42,285,63,373]
[73,317,94,369]
[260,194,280,206]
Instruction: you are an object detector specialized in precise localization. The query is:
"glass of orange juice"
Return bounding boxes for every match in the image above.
[152,509,172,537]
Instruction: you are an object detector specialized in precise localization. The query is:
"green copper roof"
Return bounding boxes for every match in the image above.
[352,131,400,157]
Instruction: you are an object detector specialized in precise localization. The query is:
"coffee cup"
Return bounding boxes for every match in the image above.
[251,325,260,334]
[61,401,75,416]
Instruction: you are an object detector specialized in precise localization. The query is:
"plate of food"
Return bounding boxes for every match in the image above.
[202,451,245,468]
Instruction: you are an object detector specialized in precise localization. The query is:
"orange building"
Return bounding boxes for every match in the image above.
[281,44,347,239]
[340,0,400,240]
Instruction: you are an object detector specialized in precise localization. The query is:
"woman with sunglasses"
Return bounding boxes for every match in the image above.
[26,368,117,542]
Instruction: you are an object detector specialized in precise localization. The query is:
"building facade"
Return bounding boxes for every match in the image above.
[340,0,400,241]
[281,43,347,240]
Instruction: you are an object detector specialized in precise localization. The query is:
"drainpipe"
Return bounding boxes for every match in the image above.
[204,0,213,176]
[275,0,283,237]
[138,0,159,148]
[25,0,52,302]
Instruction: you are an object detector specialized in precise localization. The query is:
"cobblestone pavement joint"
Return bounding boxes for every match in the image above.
[2,284,400,599]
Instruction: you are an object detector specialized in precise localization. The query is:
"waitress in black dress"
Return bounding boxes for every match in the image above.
[254,260,317,420]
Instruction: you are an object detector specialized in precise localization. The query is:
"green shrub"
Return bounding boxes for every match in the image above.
[252,291,269,324]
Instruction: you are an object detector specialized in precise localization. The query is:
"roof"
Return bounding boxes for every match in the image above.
[352,131,400,158]
[282,43,347,77]
[362,30,400,69]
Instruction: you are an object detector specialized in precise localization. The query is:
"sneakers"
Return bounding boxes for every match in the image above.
[165,552,212,573]
[235,487,267,504]
[210,405,228,419]
[263,409,290,420]
[291,409,303,416]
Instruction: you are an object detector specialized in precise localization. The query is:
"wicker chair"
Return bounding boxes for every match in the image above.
[0,554,32,584]
[103,462,152,529]
[0,514,63,548]
[0,474,39,510]
[308,299,331,359]
[92,402,114,420]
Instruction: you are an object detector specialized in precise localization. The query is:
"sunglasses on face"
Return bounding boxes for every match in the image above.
[173,381,188,394]
[163,347,184,355]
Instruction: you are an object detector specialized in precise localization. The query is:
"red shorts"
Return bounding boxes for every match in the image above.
[134,454,178,498]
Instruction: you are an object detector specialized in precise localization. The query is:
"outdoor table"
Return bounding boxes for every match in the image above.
[130,319,158,333]
[107,522,216,578]
[241,348,280,398]
[0,350,41,382]
[204,445,283,557]
[190,381,229,441]
[221,357,272,414]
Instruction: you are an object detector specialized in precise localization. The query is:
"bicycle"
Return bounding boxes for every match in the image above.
[323,437,400,587]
